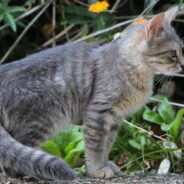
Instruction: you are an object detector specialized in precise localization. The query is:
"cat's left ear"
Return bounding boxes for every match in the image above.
[145,13,165,39]
[164,6,179,25]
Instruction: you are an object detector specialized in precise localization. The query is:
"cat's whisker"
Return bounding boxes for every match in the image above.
[157,77,165,90]
[157,75,169,92]
[153,75,166,89]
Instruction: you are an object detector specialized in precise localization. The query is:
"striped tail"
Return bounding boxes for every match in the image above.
[0,126,77,180]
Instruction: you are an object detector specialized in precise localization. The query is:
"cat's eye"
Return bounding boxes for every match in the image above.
[170,50,177,58]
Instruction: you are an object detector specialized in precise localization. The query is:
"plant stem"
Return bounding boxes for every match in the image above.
[123,119,166,141]
[0,0,53,63]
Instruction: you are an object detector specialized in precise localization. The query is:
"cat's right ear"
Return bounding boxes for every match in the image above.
[164,6,178,25]
[145,13,165,39]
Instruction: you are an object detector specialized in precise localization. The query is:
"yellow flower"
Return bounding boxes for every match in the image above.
[89,1,109,13]
[132,18,146,25]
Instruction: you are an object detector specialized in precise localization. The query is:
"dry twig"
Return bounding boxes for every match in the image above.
[123,119,166,141]
[111,0,122,12]
[149,97,184,108]
[52,0,56,47]
[73,0,88,7]
[38,24,74,49]
[0,1,53,63]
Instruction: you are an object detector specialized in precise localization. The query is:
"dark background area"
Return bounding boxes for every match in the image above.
[1,0,183,62]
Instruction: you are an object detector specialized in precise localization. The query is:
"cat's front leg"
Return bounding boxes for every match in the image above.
[84,113,120,178]
[105,128,122,176]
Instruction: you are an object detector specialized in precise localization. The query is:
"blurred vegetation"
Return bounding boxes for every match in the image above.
[1,0,184,176]
[1,0,182,62]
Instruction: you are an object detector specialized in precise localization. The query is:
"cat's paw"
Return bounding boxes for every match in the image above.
[106,161,122,176]
[87,161,122,179]
[88,166,115,179]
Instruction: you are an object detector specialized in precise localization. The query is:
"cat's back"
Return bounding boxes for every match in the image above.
[0,43,94,81]
[0,43,95,109]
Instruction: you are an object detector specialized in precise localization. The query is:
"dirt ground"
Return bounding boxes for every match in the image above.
[0,173,184,184]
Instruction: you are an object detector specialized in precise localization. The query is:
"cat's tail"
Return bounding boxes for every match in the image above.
[0,126,77,180]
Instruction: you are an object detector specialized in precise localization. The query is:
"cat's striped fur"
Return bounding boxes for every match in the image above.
[0,7,183,180]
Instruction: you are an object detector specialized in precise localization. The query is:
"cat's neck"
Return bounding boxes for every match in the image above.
[91,41,154,91]
[127,61,153,92]
[115,40,154,91]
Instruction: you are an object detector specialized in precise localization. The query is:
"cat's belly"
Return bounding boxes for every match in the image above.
[52,108,82,132]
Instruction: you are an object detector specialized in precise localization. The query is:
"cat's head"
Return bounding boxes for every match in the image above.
[122,6,184,75]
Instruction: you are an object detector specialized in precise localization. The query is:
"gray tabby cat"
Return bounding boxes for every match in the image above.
[0,6,183,181]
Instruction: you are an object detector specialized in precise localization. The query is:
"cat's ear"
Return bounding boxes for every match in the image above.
[145,6,178,39]
[145,13,165,39]
[164,6,178,24]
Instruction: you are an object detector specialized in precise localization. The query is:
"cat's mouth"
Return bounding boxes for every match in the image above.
[156,65,182,76]
[169,65,182,74]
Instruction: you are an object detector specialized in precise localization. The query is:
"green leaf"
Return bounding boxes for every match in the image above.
[67,125,83,132]
[140,135,146,146]
[64,141,76,155]
[128,139,142,150]
[0,14,4,22]
[169,108,184,140]
[152,94,166,101]
[40,125,84,167]
[93,17,104,32]
[7,6,25,13]
[24,0,37,7]
[146,138,151,146]
[62,5,96,18]
[16,21,26,28]
[75,140,85,151]
[160,108,184,134]
[131,108,144,124]
[51,125,83,157]
[75,165,86,175]
[161,122,174,132]
[158,98,175,123]
[64,140,85,166]
[40,140,61,157]
[61,16,91,25]
[5,13,16,32]
[143,107,163,125]
[65,140,84,156]
[64,150,80,166]
[64,138,83,154]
